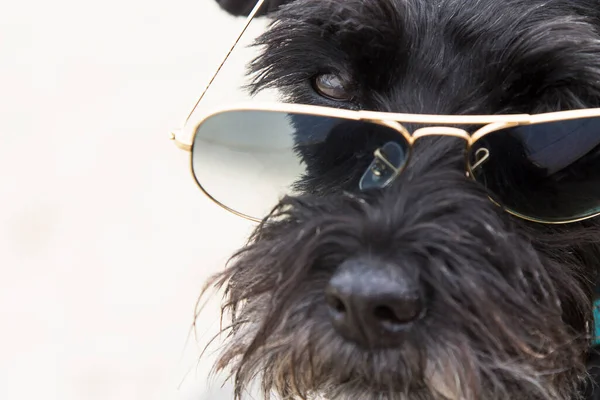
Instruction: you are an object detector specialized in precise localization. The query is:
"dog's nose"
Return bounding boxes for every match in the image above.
[325,257,424,348]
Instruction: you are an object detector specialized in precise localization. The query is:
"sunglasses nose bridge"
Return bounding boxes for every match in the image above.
[359,125,472,191]
[411,126,471,142]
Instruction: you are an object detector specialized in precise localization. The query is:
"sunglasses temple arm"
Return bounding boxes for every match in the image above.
[181,0,267,127]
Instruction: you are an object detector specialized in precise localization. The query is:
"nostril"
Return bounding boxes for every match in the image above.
[373,305,401,324]
[373,296,423,326]
[326,291,347,314]
[332,297,346,313]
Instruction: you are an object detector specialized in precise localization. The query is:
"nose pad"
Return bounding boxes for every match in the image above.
[359,141,407,191]
[325,257,425,348]
[470,147,490,172]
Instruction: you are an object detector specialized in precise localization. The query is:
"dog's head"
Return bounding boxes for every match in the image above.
[206,1,600,399]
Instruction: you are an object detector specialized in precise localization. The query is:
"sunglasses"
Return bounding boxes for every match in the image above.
[170,0,600,225]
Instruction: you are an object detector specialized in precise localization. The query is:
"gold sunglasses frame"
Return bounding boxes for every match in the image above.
[171,0,600,225]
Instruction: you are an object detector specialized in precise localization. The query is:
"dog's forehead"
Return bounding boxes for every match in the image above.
[268,0,600,113]
[281,0,514,53]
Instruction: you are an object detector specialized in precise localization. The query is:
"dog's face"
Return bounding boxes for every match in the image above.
[207,1,600,399]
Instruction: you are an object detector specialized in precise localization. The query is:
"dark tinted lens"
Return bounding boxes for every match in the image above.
[469,117,600,222]
[192,109,408,219]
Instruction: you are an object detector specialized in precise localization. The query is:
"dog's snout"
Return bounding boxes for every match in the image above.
[325,257,424,348]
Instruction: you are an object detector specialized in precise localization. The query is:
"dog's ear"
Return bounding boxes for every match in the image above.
[214,0,292,17]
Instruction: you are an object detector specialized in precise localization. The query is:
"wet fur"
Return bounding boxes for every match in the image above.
[204,1,600,399]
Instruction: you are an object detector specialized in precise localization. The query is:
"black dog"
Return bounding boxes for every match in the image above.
[206,1,600,399]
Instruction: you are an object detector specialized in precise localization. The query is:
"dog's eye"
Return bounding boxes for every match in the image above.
[313,73,352,101]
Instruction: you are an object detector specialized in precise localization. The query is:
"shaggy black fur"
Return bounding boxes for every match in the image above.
[204,1,600,399]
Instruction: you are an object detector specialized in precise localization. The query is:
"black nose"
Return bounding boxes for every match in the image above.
[325,257,424,348]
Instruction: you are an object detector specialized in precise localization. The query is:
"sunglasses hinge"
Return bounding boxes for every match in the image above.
[170,130,192,152]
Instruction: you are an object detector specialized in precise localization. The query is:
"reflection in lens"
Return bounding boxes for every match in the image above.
[192,110,408,219]
[469,116,600,221]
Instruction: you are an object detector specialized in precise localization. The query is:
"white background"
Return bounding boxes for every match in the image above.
[0,0,273,398]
